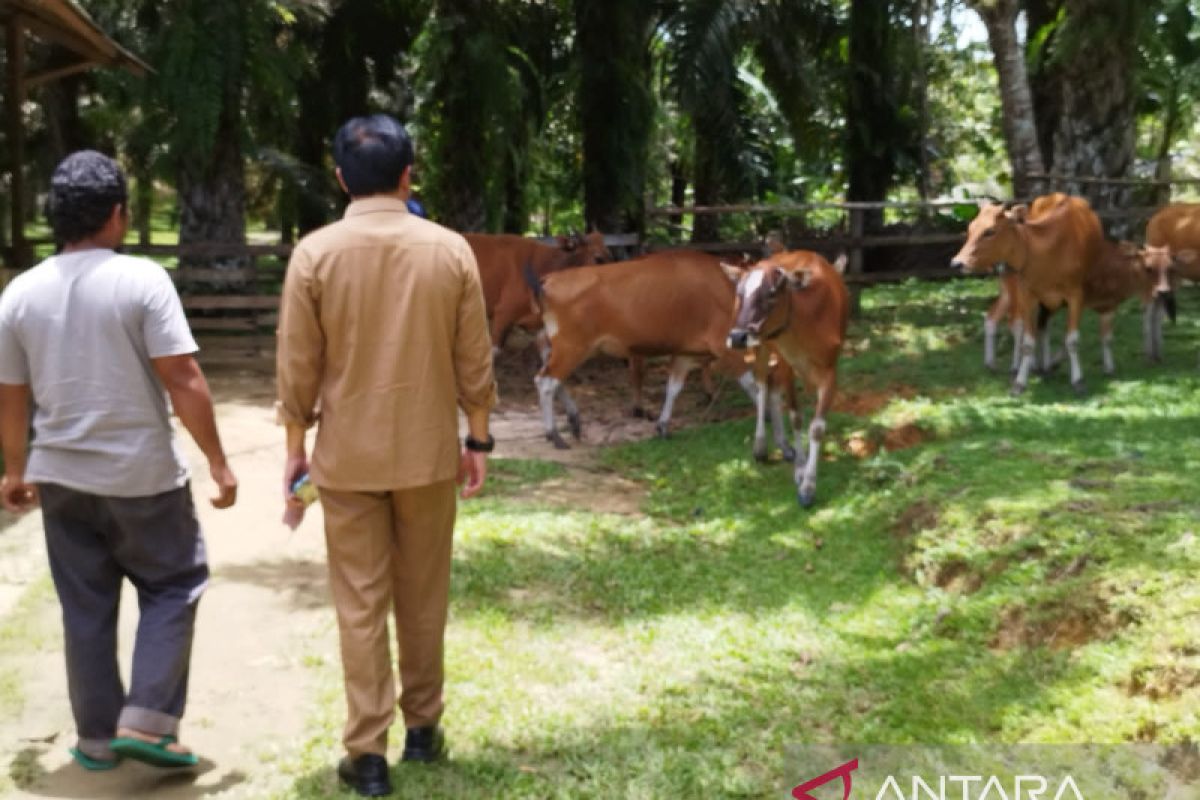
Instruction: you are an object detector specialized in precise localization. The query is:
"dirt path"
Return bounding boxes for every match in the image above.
[0,353,676,798]
[0,374,329,799]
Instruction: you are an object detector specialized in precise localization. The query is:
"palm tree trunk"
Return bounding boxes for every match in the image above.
[576,0,655,234]
[1048,0,1138,212]
[846,0,895,231]
[177,97,246,269]
[971,0,1045,199]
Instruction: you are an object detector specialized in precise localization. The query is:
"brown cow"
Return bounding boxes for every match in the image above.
[528,249,753,448]
[725,250,849,508]
[465,231,611,356]
[951,196,1104,395]
[1143,204,1200,359]
[1147,203,1200,283]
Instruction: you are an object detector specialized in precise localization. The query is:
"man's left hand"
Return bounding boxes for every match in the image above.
[0,474,37,514]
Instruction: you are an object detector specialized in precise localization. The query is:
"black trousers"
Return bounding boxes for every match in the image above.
[38,483,209,759]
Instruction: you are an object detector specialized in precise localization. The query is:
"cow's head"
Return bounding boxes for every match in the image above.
[556,229,613,266]
[1138,244,1196,323]
[951,202,1024,274]
[582,229,614,264]
[723,259,812,350]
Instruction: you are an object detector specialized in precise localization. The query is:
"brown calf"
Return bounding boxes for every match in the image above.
[951,197,1104,395]
[465,231,611,356]
[528,249,746,448]
[725,250,849,508]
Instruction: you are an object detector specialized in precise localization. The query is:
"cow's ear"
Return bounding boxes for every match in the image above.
[1176,249,1198,265]
[832,253,848,274]
[719,262,744,284]
[785,268,814,291]
[1007,204,1030,223]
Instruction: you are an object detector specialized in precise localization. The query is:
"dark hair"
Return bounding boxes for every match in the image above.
[44,150,128,245]
[333,115,415,197]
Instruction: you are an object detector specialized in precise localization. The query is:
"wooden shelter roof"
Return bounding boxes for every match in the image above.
[1,0,148,84]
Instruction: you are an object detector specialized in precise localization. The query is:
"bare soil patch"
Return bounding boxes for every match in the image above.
[989,594,1131,651]
[834,385,918,416]
[1125,663,1200,700]
[890,500,940,540]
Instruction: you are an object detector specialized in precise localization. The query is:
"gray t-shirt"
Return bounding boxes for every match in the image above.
[0,250,198,497]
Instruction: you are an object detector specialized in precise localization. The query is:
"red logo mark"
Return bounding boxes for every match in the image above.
[792,758,859,800]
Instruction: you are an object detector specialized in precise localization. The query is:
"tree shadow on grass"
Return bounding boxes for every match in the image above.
[278,625,1093,799]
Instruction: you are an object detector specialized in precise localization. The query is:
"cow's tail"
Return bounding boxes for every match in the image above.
[524,262,545,314]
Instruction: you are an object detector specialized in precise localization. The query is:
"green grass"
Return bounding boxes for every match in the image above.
[273,279,1200,797]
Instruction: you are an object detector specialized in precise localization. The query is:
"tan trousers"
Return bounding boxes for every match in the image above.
[318,479,457,758]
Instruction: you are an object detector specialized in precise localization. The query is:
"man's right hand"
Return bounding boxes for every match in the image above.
[283,453,308,509]
[0,473,37,514]
[208,460,238,509]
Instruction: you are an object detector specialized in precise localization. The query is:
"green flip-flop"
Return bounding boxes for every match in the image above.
[69,747,121,771]
[109,735,199,768]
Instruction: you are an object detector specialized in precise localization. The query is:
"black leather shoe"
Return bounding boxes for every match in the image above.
[337,754,393,797]
[401,726,445,763]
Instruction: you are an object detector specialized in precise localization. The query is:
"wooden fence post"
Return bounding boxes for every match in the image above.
[848,207,864,316]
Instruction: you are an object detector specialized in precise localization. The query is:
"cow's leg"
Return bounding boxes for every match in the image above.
[490,296,518,360]
[984,286,1010,370]
[796,369,835,508]
[1154,298,1166,361]
[1065,294,1086,394]
[1035,304,1059,373]
[769,363,797,462]
[984,314,997,371]
[655,357,697,438]
[1009,317,1025,374]
[558,384,582,440]
[699,362,716,401]
[1099,311,1116,375]
[751,355,771,463]
[628,356,647,418]
[535,344,588,450]
[1011,288,1039,396]
[1142,301,1159,362]
[737,370,758,401]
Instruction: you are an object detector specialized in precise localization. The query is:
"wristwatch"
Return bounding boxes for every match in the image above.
[464,433,495,453]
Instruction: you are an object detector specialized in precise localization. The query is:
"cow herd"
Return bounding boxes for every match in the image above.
[953,195,1200,396]
[464,198,1200,507]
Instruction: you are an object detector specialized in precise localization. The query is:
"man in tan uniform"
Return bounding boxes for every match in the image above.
[276,115,496,798]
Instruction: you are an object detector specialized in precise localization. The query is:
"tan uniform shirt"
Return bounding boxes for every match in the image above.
[276,196,496,491]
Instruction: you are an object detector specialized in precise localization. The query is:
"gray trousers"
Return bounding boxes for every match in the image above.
[38,483,209,760]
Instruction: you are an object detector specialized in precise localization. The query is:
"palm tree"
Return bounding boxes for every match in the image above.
[418,0,566,232]
[574,0,658,234]
[661,0,842,241]
[969,0,1046,199]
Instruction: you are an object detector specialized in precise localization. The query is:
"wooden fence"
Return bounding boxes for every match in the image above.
[5,181,1196,369]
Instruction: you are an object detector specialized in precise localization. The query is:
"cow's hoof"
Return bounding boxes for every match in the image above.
[797,487,816,509]
[984,361,997,373]
[568,414,582,440]
[655,421,670,439]
[753,446,769,464]
[782,445,798,463]
[1009,382,1027,397]
[629,406,647,419]
[1071,380,1088,397]
[547,432,571,450]
[1103,366,1115,377]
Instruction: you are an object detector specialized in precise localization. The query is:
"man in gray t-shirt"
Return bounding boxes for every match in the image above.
[0,151,238,771]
